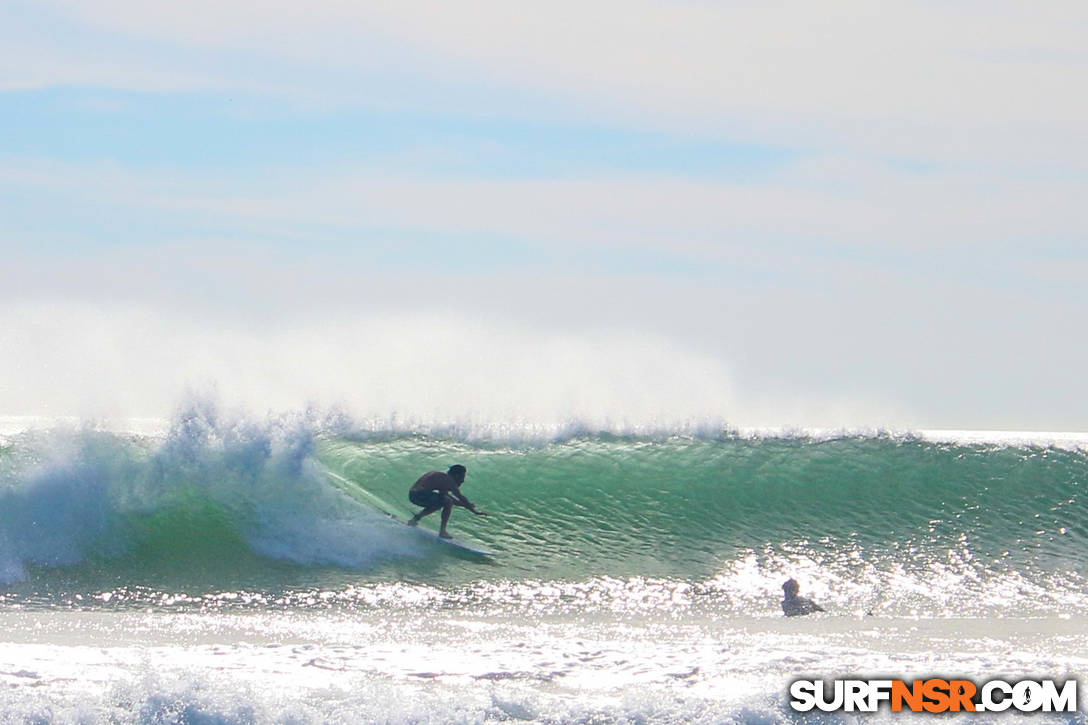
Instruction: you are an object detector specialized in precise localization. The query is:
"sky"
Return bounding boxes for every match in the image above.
[1,1,1086,431]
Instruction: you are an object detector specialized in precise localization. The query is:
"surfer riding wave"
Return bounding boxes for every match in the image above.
[407,464,486,539]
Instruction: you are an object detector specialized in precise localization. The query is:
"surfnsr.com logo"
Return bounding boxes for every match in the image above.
[789,678,1078,713]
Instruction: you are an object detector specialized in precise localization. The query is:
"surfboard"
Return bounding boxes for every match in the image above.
[324,467,495,557]
[404,523,495,557]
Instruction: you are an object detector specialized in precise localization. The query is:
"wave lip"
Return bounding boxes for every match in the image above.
[917,428,1088,449]
[5,413,1087,447]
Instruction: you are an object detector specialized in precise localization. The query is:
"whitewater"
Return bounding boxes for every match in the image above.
[0,405,1085,723]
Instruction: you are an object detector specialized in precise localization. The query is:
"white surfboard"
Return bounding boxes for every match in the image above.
[405,522,495,557]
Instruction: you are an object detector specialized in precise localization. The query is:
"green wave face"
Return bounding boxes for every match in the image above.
[320,435,1087,581]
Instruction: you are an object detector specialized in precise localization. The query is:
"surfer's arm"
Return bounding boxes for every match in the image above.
[451,489,485,515]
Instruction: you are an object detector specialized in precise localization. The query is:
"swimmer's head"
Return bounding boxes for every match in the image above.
[782,578,800,596]
[448,464,467,483]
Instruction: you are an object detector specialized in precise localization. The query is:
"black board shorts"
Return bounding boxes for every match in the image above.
[409,489,446,508]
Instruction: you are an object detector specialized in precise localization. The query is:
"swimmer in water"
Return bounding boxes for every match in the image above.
[781,578,825,617]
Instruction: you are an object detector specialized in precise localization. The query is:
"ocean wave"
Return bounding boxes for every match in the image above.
[1,403,1085,618]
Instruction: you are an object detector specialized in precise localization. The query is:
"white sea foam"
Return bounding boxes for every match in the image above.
[0,405,436,584]
[0,607,1083,724]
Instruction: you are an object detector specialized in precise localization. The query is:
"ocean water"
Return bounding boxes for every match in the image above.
[0,406,1085,723]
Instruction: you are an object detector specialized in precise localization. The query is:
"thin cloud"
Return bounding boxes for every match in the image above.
[4,156,1086,259]
[13,1,1088,163]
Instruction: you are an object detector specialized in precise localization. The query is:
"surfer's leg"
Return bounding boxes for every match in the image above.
[408,505,442,525]
[408,490,446,525]
[438,499,455,538]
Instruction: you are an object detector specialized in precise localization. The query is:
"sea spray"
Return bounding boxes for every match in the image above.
[0,403,426,588]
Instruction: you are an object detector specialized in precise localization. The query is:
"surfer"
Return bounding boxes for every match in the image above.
[407,464,485,538]
[781,578,825,617]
